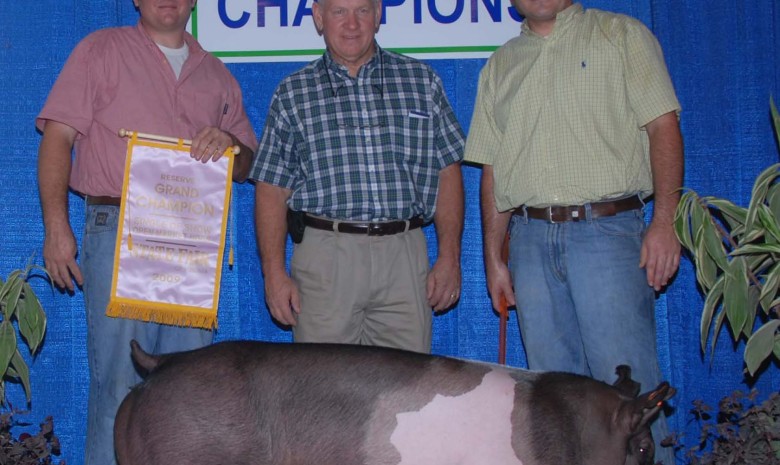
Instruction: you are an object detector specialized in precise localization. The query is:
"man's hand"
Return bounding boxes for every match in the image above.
[43,224,83,292]
[427,256,461,312]
[190,127,236,163]
[264,271,301,327]
[640,221,680,291]
[485,258,515,314]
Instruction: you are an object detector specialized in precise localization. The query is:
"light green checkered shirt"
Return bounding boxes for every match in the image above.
[464,3,681,211]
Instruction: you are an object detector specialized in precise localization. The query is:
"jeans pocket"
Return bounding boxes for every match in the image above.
[592,210,645,237]
[84,205,120,236]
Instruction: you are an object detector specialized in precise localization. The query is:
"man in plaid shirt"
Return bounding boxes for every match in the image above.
[250,0,464,353]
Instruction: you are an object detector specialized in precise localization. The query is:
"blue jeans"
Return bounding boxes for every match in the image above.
[82,204,213,465]
[509,207,673,464]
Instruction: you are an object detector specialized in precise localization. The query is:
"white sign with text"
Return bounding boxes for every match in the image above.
[192,0,523,62]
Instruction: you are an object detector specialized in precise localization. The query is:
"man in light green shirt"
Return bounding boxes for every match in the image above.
[465,1,683,463]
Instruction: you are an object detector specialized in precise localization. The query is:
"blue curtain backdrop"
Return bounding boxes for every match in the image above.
[0,1,778,463]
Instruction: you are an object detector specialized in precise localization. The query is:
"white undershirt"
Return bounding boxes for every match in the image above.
[157,42,189,79]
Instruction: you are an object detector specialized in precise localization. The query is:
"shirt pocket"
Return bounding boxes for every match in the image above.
[384,109,433,166]
[178,89,228,131]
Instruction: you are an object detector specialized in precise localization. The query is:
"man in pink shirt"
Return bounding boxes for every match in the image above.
[36,1,257,463]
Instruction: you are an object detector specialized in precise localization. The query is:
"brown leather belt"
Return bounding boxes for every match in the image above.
[516,195,644,223]
[304,215,425,236]
[86,195,121,206]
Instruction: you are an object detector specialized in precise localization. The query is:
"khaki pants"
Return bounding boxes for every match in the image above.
[291,227,432,353]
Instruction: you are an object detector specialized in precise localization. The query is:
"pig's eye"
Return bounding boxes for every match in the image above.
[636,447,651,465]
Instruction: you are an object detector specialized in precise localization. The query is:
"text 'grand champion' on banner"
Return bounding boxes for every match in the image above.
[107,131,235,329]
[191,0,523,62]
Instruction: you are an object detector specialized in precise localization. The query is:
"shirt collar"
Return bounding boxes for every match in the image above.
[134,21,206,57]
[520,2,583,38]
[320,42,385,98]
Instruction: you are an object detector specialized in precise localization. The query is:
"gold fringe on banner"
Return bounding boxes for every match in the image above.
[106,300,217,330]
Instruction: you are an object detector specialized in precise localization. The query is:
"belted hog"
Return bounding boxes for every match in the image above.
[114,340,674,465]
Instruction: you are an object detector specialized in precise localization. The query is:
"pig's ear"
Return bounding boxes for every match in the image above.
[613,364,641,398]
[628,382,677,433]
[130,339,161,377]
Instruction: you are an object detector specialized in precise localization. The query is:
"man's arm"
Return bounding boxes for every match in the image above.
[640,110,684,291]
[254,181,299,326]
[229,136,255,183]
[481,165,515,312]
[427,163,464,312]
[38,120,83,291]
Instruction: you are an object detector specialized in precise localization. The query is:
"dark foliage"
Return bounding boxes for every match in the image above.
[0,413,62,465]
[664,389,780,464]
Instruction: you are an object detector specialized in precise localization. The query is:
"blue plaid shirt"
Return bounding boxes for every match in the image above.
[250,46,465,222]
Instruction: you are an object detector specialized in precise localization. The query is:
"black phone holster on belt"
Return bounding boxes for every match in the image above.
[287,209,306,244]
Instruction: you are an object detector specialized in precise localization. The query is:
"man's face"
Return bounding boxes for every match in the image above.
[135,0,196,36]
[510,0,572,25]
[313,0,382,74]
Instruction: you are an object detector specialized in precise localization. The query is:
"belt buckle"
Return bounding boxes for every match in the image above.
[546,206,558,224]
[368,223,382,236]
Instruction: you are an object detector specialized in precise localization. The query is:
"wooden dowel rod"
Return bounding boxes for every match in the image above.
[118,128,240,155]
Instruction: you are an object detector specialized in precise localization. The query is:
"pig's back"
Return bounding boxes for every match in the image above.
[117,341,539,465]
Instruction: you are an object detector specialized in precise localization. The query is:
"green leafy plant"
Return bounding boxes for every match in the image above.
[664,389,780,464]
[674,100,780,377]
[0,263,48,403]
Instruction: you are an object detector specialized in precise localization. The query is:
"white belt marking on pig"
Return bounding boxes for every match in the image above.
[390,369,522,465]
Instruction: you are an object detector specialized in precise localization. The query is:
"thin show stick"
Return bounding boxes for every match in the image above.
[498,231,510,365]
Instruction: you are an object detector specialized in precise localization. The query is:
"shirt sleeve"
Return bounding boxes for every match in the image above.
[249,88,298,189]
[463,61,501,166]
[431,72,465,170]
[36,33,103,135]
[222,73,258,152]
[621,19,681,127]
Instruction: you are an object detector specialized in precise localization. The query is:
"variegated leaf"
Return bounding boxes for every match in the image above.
[0,322,16,382]
[701,276,725,353]
[710,302,729,361]
[674,191,696,252]
[745,320,780,376]
[767,183,780,229]
[757,203,780,243]
[760,262,780,314]
[0,270,20,303]
[702,216,729,270]
[745,164,780,232]
[695,227,719,290]
[732,243,780,255]
[742,286,759,339]
[707,198,748,229]
[19,283,46,354]
[10,349,31,402]
[723,257,750,341]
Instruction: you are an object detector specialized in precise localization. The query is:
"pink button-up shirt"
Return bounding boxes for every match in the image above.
[37,22,257,197]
